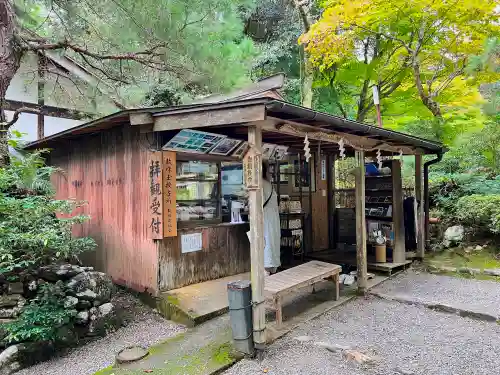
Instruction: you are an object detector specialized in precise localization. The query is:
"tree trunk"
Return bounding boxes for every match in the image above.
[302,58,313,108]
[0,0,22,166]
[412,61,443,120]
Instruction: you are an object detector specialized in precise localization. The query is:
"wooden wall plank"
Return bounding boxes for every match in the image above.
[158,225,250,291]
[50,125,159,293]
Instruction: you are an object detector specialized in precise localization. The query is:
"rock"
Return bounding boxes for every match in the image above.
[116,346,149,364]
[87,303,120,337]
[39,264,83,282]
[75,300,92,310]
[0,345,18,374]
[475,245,483,251]
[0,295,23,309]
[6,283,23,295]
[443,225,464,247]
[64,296,79,308]
[458,267,480,275]
[0,308,21,319]
[343,275,356,286]
[76,289,97,301]
[343,349,377,364]
[483,268,500,277]
[66,272,113,304]
[27,281,37,292]
[315,342,351,352]
[98,302,114,316]
[75,311,89,325]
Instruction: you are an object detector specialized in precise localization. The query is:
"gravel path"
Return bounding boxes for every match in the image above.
[225,296,500,375]
[15,292,185,375]
[371,270,500,317]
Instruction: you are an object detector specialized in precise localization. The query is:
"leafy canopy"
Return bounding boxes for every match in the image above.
[299,0,500,123]
[16,0,257,106]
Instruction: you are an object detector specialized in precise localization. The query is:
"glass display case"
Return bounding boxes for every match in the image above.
[176,161,220,224]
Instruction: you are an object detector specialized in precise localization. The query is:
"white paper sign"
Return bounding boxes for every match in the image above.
[181,233,202,253]
[321,159,327,181]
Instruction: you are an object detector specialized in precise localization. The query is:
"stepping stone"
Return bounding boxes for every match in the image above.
[116,346,149,364]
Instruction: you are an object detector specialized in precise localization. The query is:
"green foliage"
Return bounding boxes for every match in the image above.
[429,172,500,235]
[16,0,258,107]
[0,152,96,276]
[455,195,500,234]
[5,283,76,344]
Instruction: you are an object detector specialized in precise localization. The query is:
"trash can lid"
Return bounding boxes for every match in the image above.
[227,280,251,290]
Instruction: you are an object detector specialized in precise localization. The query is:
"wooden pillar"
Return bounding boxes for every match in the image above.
[415,155,425,259]
[355,150,367,294]
[392,159,406,263]
[247,124,266,348]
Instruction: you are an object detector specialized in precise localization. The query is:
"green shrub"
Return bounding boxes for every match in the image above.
[0,151,96,277]
[454,194,500,233]
[5,283,77,344]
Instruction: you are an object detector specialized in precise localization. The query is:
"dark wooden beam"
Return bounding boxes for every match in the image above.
[4,99,93,121]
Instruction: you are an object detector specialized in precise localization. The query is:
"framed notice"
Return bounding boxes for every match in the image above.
[209,138,241,156]
[148,152,163,239]
[162,151,177,237]
[181,233,203,253]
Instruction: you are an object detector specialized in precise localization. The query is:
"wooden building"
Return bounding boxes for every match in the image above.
[25,81,446,303]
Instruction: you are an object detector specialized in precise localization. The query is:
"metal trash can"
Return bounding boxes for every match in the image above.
[227,280,254,355]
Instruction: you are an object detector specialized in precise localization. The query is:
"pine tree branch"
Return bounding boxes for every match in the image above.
[3,107,41,128]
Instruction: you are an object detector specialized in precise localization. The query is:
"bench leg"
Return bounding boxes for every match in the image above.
[275,297,283,327]
[334,273,340,301]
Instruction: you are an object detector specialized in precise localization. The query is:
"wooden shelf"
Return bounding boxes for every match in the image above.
[366,189,393,192]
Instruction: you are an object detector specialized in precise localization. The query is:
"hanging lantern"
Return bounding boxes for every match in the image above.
[304,134,311,162]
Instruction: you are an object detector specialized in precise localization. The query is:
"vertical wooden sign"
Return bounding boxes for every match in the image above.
[148,152,163,239]
[243,146,262,190]
[162,151,177,237]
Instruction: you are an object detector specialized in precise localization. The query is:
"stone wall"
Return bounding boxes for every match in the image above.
[0,264,121,374]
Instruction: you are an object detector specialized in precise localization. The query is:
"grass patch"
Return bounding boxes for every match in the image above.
[426,247,500,270]
[425,247,500,282]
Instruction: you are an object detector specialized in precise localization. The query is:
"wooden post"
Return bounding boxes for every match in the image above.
[415,155,425,259]
[355,150,367,294]
[392,160,406,263]
[37,54,46,139]
[247,124,266,348]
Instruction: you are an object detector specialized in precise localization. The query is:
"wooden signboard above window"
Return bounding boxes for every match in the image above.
[147,151,177,239]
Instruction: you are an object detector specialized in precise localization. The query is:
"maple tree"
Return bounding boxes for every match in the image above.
[299,0,500,122]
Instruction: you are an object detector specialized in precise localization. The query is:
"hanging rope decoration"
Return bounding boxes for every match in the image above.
[398,149,404,168]
[304,134,311,162]
[338,137,346,160]
[277,124,416,155]
[376,148,382,169]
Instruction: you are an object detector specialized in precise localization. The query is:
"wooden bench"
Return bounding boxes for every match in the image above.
[264,261,342,327]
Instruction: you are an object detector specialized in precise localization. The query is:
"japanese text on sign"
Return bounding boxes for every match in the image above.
[243,147,262,190]
[162,151,177,237]
[148,153,163,239]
